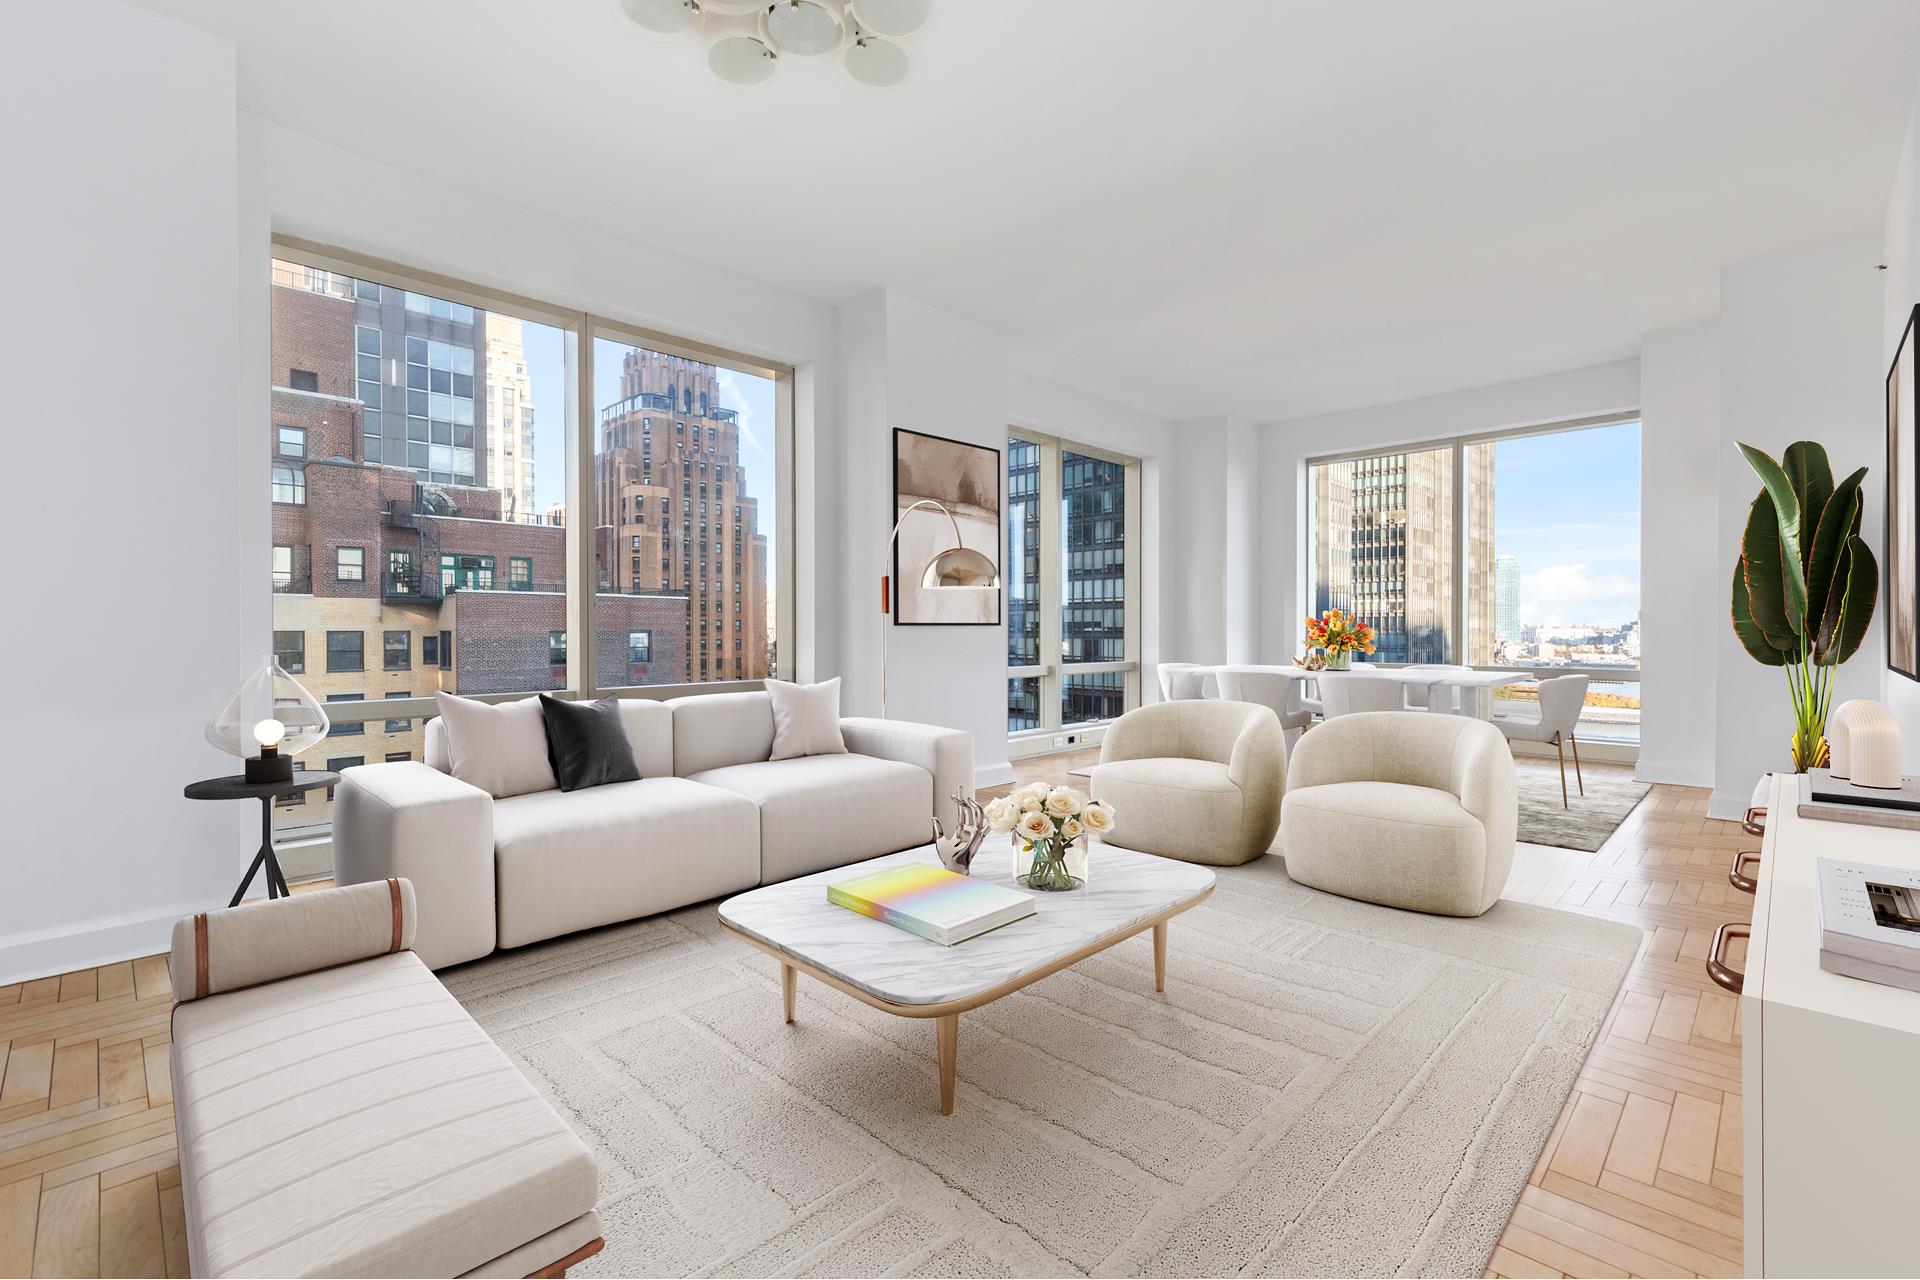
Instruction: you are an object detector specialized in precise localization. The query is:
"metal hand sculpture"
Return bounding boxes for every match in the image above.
[932,791,989,874]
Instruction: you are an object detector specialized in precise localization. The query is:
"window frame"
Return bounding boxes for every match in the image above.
[1301,411,1643,693]
[271,462,305,505]
[1004,427,1142,745]
[267,238,798,762]
[336,546,365,583]
[324,629,364,673]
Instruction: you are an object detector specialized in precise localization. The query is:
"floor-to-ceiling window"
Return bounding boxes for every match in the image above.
[1005,432,1141,743]
[1306,414,1641,745]
[268,243,794,860]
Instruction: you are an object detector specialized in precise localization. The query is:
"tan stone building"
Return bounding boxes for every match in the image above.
[483,314,539,524]
[596,349,771,681]
[1310,448,1494,663]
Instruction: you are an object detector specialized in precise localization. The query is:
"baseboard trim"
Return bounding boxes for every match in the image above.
[1705,788,1751,822]
[1635,757,1716,789]
[0,902,204,988]
[975,762,1015,789]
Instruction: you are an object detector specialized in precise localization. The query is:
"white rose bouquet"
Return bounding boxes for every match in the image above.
[982,783,1117,892]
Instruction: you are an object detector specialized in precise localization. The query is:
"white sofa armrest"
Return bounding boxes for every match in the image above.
[839,718,974,837]
[333,763,496,970]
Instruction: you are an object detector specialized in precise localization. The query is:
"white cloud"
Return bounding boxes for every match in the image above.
[1518,562,1639,627]
[714,368,770,462]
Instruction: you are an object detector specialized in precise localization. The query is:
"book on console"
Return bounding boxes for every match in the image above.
[1816,857,1920,989]
[827,863,1035,946]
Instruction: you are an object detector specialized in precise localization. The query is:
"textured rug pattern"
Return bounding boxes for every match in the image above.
[443,854,1640,1278]
[1515,769,1652,852]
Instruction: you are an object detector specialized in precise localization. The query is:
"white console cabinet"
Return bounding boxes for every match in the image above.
[1739,773,1920,1275]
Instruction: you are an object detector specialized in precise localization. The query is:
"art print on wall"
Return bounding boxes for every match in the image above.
[893,428,1002,625]
[1890,304,1919,679]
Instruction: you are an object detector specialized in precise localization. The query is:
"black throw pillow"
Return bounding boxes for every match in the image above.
[538,695,642,792]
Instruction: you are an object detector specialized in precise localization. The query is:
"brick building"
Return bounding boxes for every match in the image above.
[595,349,771,681]
[268,265,691,829]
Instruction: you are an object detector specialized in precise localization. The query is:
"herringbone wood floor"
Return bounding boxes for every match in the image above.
[1,752,1747,1278]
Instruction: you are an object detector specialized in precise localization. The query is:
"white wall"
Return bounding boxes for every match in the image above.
[1883,86,1920,756]
[834,292,1011,780]
[1710,235,1886,817]
[1256,360,1643,665]
[1638,320,1722,788]
[0,0,248,983]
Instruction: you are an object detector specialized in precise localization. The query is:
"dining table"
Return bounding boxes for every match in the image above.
[1204,663,1531,720]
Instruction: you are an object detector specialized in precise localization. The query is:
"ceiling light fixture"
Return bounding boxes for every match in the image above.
[618,0,928,87]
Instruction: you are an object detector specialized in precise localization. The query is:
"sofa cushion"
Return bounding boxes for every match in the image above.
[668,690,775,776]
[538,694,642,791]
[432,693,557,798]
[170,951,595,1278]
[427,697,673,781]
[1087,757,1250,864]
[491,777,760,948]
[766,677,848,760]
[1091,757,1242,795]
[1280,781,1488,916]
[688,754,932,883]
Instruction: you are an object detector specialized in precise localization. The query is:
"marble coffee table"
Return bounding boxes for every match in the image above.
[716,842,1215,1114]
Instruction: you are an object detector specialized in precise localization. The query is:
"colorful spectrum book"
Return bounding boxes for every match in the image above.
[827,864,1036,946]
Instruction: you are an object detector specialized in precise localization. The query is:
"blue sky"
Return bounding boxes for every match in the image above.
[1490,420,1641,627]
[517,328,780,595]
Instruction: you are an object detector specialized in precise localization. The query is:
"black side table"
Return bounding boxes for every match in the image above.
[184,772,340,907]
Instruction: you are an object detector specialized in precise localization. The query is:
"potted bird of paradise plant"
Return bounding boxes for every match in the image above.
[1729,440,1878,772]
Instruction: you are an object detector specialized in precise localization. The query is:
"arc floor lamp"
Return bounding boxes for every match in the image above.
[881,498,1000,718]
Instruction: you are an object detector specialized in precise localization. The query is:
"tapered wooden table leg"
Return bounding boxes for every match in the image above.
[935,1014,958,1115]
[781,963,796,1024]
[1153,921,1168,992]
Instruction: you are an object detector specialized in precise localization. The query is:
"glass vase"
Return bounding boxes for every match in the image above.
[1324,649,1352,671]
[1022,837,1083,892]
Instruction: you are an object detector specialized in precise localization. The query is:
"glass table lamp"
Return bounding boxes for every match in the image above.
[205,656,329,783]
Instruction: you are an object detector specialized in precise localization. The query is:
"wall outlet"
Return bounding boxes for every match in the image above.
[1052,736,1066,748]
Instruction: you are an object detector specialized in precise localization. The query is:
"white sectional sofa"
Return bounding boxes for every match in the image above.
[333,690,973,968]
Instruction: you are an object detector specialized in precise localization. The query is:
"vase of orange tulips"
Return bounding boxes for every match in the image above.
[1304,609,1375,670]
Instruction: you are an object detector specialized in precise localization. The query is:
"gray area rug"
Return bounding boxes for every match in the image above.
[444,853,1641,1278]
[1516,769,1652,852]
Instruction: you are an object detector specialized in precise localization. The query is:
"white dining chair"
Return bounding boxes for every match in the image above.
[1319,673,1408,717]
[1494,673,1590,806]
[1156,662,1210,701]
[1214,667,1315,753]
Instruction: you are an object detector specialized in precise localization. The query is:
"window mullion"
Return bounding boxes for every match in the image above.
[1037,436,1064,733]
[1451,439,1467,663]
[567,323,594,697]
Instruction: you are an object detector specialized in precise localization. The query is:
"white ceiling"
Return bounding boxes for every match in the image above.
[137,0,1920,422]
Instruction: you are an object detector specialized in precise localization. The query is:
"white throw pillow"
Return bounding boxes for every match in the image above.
[431,692,558,798]
[765,678,848,761]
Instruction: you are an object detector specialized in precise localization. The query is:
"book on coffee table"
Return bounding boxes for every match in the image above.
[1817,857,1920,992]
[827,863,1035,946]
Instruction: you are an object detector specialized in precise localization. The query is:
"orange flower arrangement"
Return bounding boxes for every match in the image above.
[1304,608,1376,658]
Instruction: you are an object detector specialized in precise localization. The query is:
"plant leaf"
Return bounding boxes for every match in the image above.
[1806,466,1865,624]
[1740,492,1795,648]
[1739,442,1809,636]
[1818,534,1879,666]
[1782,440,1834,573]
[1733,556,1789,665]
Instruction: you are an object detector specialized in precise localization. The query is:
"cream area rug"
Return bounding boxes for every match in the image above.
[442,853,1641,1279]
